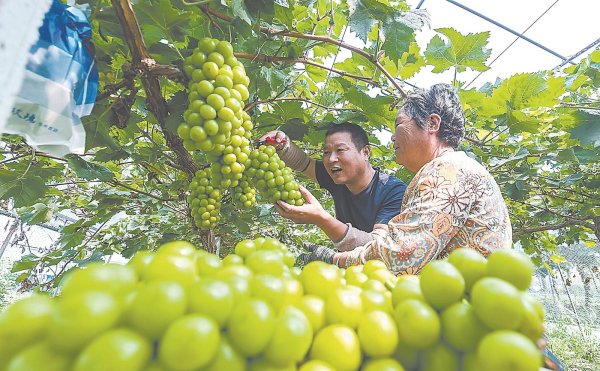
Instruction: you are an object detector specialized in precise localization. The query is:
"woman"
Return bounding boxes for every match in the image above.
[293,84,512,275]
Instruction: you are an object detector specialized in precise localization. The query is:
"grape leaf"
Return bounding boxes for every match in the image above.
[381,18,413,62]
[0,170,46,208]
[569,110,600,147]
[245,0,275,21]
[348,0,394,43]
[397,42,425,79]
[16,203,52,225]
[425,28,491,73]
[65,155,115,182]
[231,0,253,24]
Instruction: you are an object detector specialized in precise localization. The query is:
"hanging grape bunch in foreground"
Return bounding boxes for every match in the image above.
[178,38,303,230]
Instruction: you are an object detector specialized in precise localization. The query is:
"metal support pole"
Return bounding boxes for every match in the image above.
[416,0,426,9]
[558,37,600,67]
[446,0,576,65]
[556,264,585,336]
[0,208,76,233]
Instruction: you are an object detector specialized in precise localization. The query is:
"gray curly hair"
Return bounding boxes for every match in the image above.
[400,83,465,148]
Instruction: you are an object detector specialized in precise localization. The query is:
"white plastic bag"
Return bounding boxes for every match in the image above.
[1,0,98,157]
[0,0,52,131]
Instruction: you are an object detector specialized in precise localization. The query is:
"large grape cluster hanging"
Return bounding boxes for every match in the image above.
[247,145,304,205]
[178,38,303,230]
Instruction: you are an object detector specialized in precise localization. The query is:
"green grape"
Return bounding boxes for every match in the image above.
[232,178,256,209]
[247,145,304,205]
[0,235,546,371]
[189,168,222,230]
[180,37,285,229]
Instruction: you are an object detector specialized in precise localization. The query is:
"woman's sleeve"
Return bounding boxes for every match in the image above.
[336,160,475,275]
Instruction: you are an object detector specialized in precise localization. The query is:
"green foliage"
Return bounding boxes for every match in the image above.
[569,110,600,146]
[0,170,46,208]
[65,155,115,182]
[546,323,600,370]
[0,1,598,288]
[0,259,23,312]
[425,28,491,73]
[348,0,385,43]
[16,203,52,225]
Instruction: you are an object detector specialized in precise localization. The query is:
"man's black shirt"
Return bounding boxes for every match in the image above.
[315,161,407,232]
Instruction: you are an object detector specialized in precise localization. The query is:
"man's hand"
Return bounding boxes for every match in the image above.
[258,130,288,150]
[277,186,349,242]
[259,131,314,178]
[275,186,328,225]
[297,244,335,265]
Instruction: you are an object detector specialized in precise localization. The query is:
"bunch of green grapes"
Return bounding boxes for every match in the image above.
[179,38,250,155]
[232,179,256,208]
[178,38,306,229]
[0,239,544,371]
[188,168,222,229]
[246,145,304,205]
[207,132,252,189]
[237,110,254,141]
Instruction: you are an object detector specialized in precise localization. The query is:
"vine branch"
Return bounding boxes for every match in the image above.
[244,97,361,112]
[199,5,407,97]
[510,198,597,239]
[0,153,31,166]
[111,0,198,177]
[96,79,130,101]
[41,218,111,288]
[109,179,175,203]
[513,220,595,240]
[560,103,600,111]
[234,52,378,86]
[511,199,590,222]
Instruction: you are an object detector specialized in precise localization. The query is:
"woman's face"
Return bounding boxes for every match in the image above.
[392,110,430,172]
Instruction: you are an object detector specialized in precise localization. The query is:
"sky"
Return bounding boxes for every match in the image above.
[402,0,600,88]
[334,0,599,143]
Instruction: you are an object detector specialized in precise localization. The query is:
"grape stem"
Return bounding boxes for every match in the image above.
[111,0,199,177]
[245,97,361,113]
[234,52,377,85]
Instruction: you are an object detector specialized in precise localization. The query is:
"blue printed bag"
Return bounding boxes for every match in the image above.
[2,0,98,156]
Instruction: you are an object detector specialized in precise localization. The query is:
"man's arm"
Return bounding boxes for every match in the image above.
[260,130,317,182]
[300,158,317,183]
[277,190,376,250]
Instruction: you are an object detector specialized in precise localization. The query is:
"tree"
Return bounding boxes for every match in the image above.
[0,0,598,287]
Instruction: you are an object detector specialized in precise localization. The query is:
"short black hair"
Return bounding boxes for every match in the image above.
[325,122,369,150]
[400,83,465,148]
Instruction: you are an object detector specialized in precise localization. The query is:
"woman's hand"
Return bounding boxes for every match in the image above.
[296,244,335,265]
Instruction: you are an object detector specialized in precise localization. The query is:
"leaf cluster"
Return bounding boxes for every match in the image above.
[1,0,598,284]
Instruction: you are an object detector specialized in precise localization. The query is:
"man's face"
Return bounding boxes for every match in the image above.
[323,131,369,184]
[392,110,429,172]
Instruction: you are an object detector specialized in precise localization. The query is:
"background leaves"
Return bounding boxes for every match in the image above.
[0,0,598,286]
[425,28,491,73]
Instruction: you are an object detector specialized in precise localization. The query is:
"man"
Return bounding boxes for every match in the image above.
[293,84,512,274]
[261,123,406,250]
